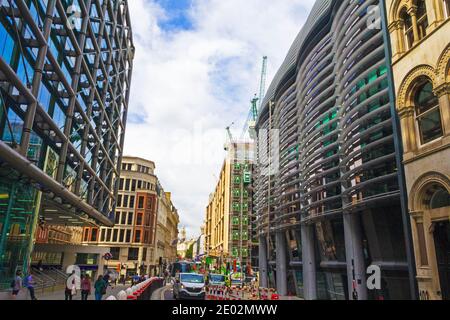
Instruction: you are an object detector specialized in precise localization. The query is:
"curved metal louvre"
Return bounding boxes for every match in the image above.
[257,0,400,229]
[255,0,412,300]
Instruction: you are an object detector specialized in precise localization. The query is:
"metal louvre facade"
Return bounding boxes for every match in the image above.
[255,0,413,300]
[0,0,134,283]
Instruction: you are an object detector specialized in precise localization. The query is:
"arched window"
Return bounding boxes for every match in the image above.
[430,187,450,209]
[401,8,414,49]
[414,79,443,144]
[444,0,450,19]
[416,0,429,40]
[419,183,450,209]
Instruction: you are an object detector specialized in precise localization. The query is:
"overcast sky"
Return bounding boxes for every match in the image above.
[125,0,315,238]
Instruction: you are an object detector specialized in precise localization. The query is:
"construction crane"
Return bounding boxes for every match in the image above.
[245,56,268,140]
[224,122,235,151]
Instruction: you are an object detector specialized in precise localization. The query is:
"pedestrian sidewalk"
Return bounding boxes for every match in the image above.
[0,284,128,301]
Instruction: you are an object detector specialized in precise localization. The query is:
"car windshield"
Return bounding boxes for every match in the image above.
[181,274,204,283]
[210,275,225,282]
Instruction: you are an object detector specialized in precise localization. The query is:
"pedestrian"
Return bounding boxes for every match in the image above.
[81,275,91,301]
[24,273,37,300]
[65,270,76,300]
[11,270,22,299]
[37,260,43,271]
[94,275,107,301]
[103,272,110,289]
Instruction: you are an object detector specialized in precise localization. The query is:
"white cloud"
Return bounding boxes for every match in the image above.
[125,0,315,238]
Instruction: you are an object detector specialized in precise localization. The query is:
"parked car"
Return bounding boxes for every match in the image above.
[173,273,206,300]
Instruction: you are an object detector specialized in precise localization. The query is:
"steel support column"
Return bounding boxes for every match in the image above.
[17,0,56,156]
[301,224,317,300]
[275,231,287,295]
[258,235,268,288]
[343,212,367,300]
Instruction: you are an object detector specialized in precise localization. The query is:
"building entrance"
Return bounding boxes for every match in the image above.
[434,221,450,300]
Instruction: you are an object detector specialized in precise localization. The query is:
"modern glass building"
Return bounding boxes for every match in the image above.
[0,0,134,286]
[255,0,415,299]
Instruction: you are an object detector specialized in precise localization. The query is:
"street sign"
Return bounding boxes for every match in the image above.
[103,253,113,260]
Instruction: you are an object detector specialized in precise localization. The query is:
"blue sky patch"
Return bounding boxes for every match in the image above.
[155,0,193,31]
[127,110,147,124]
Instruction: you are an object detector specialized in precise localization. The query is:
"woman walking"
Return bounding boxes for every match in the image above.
[81,275,91,301]
[94,275,107,301]
[11,270,22,299]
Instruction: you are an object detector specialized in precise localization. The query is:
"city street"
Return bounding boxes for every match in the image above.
[0,0,449,303]
[152,285,175,301]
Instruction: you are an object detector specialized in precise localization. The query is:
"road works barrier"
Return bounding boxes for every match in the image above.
[205,285,279,301]
[105,277,164,301]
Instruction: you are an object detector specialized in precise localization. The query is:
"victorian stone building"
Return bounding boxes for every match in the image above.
[387,0,450,300]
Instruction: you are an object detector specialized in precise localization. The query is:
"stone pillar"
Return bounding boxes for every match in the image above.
[301,224,317,300]
[435,85,450,135]
[397,21,405,53]
[258,235,268,288]
[389,21,404,58]
[98,252,106,277]
[434,0,445,21]
[398,106,418,156]
[61,247,77,276]
[275,232,288,296]
[409,7,420,44]
[399,109,412,153]
[343,213,368,300]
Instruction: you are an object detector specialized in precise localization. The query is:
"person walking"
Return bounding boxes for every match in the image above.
[37,260,43,271]
[24,273,37,300]
[103,272,110,290]
[94,275,107,301]
[65,270,76,300]
[11,270,22,299]
[81,275,91,301]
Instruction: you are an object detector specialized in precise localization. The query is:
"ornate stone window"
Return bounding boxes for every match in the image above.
[416,0,429,40]
[414,78,443,144]
[400,8,415,49]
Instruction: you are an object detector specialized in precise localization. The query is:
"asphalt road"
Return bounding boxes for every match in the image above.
[153,285,208,301]
[151,285,175,300]
[162,286,175,300]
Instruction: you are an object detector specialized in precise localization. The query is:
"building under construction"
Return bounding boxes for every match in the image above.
[0,0,134,286]
[205,142,256,271]
[254,0,416,300]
